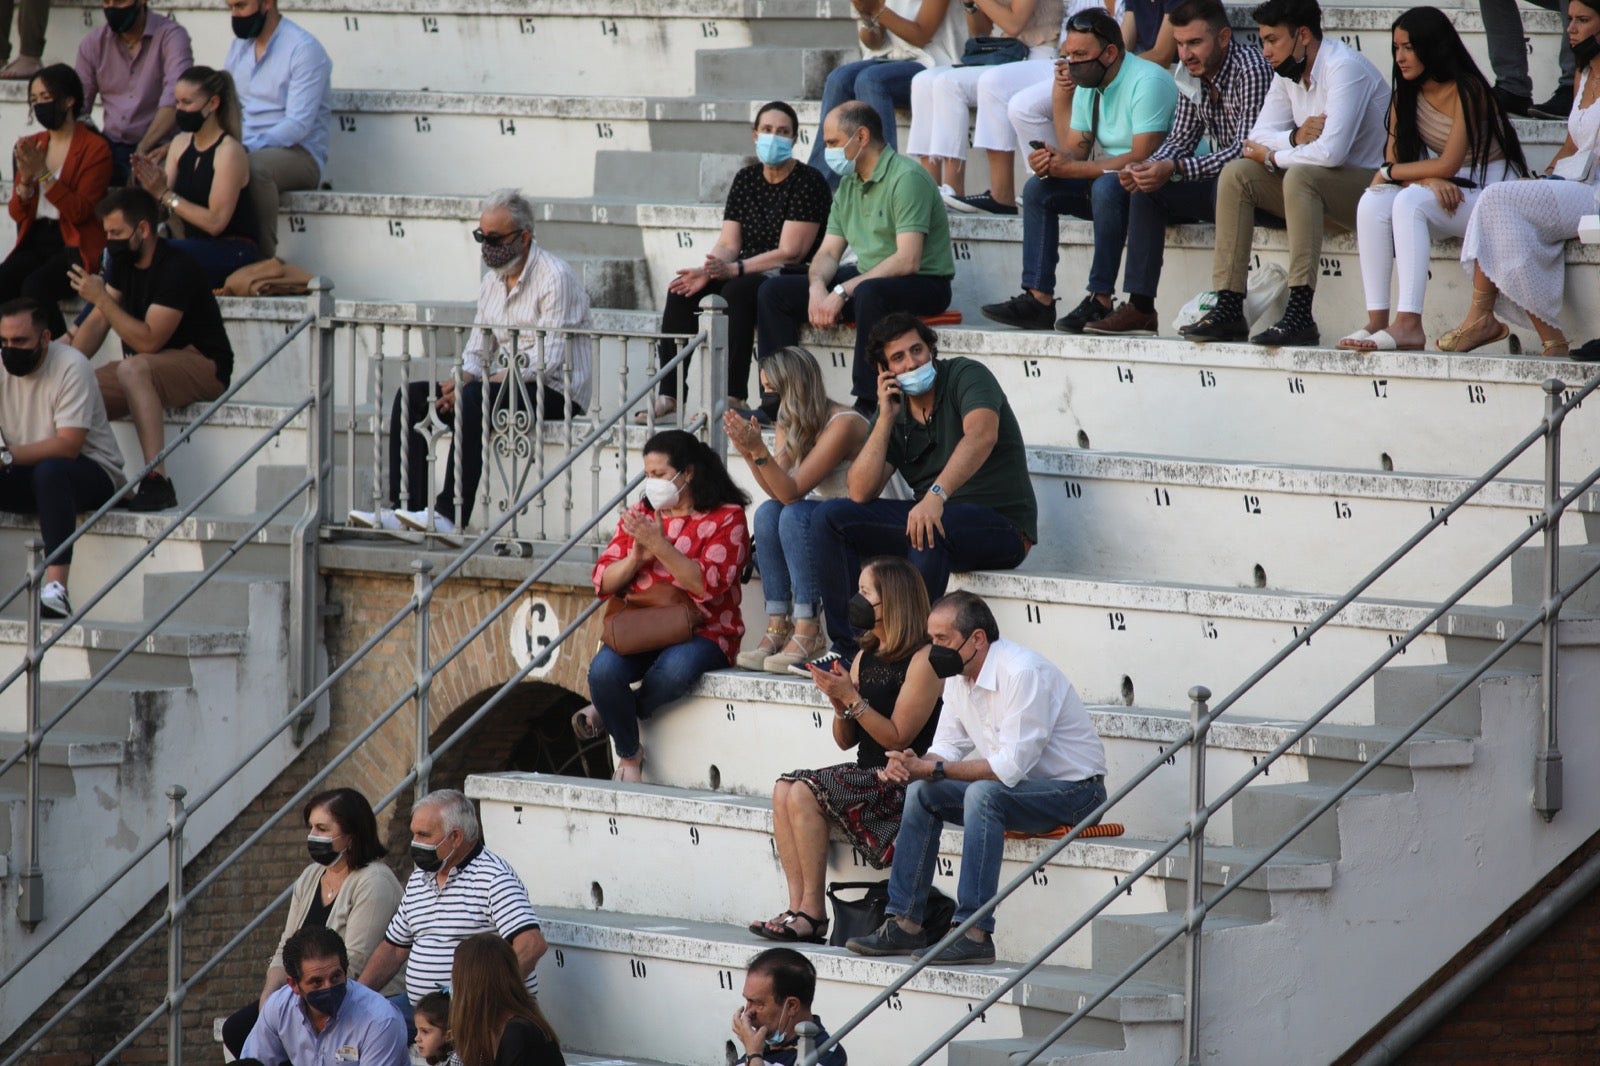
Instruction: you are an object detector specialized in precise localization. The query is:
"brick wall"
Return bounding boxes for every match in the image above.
[4,566,599,1063]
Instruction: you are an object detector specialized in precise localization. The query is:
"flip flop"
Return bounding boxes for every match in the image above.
[1352,329,1424,352]
[1336,328,1373,349]
[570,704,604,740]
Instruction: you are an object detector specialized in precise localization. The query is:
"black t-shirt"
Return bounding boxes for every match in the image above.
[110,240,235,385]
[493,1017,566,1066]
[723,162,832,263]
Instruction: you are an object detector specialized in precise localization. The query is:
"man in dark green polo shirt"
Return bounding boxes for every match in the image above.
[805,312,1036,667]
[756,100,954,412]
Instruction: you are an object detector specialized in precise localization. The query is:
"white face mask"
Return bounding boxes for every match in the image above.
[643,474,682,510]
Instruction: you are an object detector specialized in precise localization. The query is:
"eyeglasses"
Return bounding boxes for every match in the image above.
[472,228,524,246]
[899,418,938,466]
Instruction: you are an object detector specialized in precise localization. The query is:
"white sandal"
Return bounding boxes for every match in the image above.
[632,395,678,425]
[1336,328,1373,349]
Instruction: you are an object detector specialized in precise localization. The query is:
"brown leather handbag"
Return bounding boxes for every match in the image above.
[599,581,702,655]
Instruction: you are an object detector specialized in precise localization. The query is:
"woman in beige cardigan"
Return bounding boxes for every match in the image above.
[220,787,404,1056]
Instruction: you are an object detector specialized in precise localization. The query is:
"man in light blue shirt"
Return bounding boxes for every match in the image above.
[243,926,410,1066]
[223,0,333,258]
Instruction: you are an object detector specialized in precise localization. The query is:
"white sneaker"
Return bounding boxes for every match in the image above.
[394,508,458,535]
[40,581,70,620]
[348,508,403,531]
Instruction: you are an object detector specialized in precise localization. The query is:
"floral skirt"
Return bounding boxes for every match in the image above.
[779,762,908,868]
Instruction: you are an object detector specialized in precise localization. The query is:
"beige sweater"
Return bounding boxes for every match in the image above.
[269,861,405,996]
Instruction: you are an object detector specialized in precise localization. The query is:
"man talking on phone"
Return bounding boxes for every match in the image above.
[980,6,1176,334]
[802,312,1035,673]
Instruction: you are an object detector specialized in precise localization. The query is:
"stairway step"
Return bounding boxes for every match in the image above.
[34,678,190,739]
[1231,781,1396,859]
[594,150,747,203]
[1091,911,1260,990]
[142,571,289,631]
[694,46,854,98]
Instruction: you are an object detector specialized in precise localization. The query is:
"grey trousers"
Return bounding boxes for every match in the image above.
[1480,0,1573,97]
[0,0,48,60]
[248,145,321,259]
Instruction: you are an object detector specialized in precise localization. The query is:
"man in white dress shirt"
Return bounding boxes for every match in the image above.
[349,188,594,535]
[845,591,1107,966]
[1179,0,1387,347]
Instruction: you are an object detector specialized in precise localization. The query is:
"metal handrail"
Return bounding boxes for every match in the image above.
[810,372,1600,1065]
[1,301,727,1065]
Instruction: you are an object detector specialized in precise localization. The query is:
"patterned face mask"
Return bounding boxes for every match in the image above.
[481,233,526,271]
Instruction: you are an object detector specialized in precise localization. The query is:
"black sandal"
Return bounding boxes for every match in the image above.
[764,910,829,944]
[749,911,797,939]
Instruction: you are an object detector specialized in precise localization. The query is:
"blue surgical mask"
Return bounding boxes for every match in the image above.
[755,133,794,166]
[897,360,937,396]
[765,1002,794,1047]
[304,981,347,1018]
[824,137,859,178]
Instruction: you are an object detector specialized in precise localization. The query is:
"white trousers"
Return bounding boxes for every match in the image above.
[906,49,1056,160]
[1006,76,1059,151]
[1355,161,1510,314]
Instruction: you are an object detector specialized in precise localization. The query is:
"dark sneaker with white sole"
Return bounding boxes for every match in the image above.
[943,190,1018,215]
[1055,294,1114,334]
[845,917,934,957]
[912,933,998,966]
[980,291,1056,330]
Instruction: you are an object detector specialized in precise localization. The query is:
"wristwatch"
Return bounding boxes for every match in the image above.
[1379,162,1397,184]
[929,483,948,500]
[1,448,14,469]
[831,283,848,298]
[1261,149,1278,174]
[932,761,947,781]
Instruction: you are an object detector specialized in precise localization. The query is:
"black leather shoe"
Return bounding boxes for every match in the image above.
[1531,86,1574,120]
[1178,308,1249,342]
[1494,85,1533,117]
[1054,293,1113,334]
[1569,337,1600,362]
[1250,319,1320,347]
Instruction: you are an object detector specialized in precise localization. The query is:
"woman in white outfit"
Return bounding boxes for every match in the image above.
[1440,0,1600,357]
[905,0,1064,210]
[1342,6,1527,351]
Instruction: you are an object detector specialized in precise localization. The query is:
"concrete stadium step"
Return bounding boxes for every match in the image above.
[0,615,244,688]
[594,150,748,204]
[1230,780,1397,860]
[695,45,855,99]
[475,774,1330,969]
[0,732,125,795]
[945,1035,1149,1066]
[526,904,1183,1066]
[36,677,191,739]
[1090,910,1261,989]
[142,570,289,631]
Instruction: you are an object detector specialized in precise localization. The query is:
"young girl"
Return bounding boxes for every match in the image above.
[415,991,454,1065]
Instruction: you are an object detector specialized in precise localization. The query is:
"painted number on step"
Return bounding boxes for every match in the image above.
[1563,388,1584,409]
[719,969,735,990]
[887,992,904,1011]
[338,115,357,133]
[1337,34,1362,51]
[1198,369,1217,388]
[812,709,824,729]
[689,826,701,846]
[414,115,432,133]
[553,949,565,967]
[1022,359,1042,378]
[1063,481,1083,498]
[1332,500,1352,519]
[1025,604,1043,624]
[600,18,620,36]
[343,15,359,30]
[1251,755,1272,776]
[700,20,720,36]
[1116,365,1134,383]
[1243,493,1261,514]
[675,231,694,249]
[797,128,811,146]
[421,15,439,32]
[1287,376,1305,394]
[1292,625,1312,645]
[936,857,955,877]
[726,702,736,721]
[965,1004,990,1023]
[387,219,406,238]
[1030,869,1049,886]
[1114,875,1133,896]
[287,215,307,234]
[1429,505,1449,526]
[851,847,870,868]
[519,17,536,34]
[607,816,619,836]
[1467,384,1488,405]
[1387,633,1408,654]
[830,351,847,369]
[1161,747,1176,766]
[630,959,648,979]
[82,7,93,25]
[952,240,972,260]
[1108,611,1127,631]
[1152,487,1171,507]
[1372,379,1388,398]
[1526,34,1534,55]
[499,119,517,136]
[1201,620,1219,639]
[1319,257,1342,277]
[596,122,615,139]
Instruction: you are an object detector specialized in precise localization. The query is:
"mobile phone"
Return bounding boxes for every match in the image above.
[1028,140,1046,150]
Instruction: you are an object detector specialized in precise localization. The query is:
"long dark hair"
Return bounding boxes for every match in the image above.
[302,787,387,868]
[449,933,558,1064]
[1387,6,1528,184]
[642,429,750,512]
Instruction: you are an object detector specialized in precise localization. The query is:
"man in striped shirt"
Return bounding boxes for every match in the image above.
[1087,0,1273,336]
[358,789,548,1011]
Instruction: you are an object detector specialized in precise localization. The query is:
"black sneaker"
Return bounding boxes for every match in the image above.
[1531,86,1574,120]
[943,190,1018,216]
[1494,85,1533,117]
[912,932,998,966]
[980,292,1056,330]
[1250,318,1320,347]
[1055,294,1114,334]
[789,650,845,677]
[845,917,933,957]
[126,473,178,512]
[1179,308,1249,342]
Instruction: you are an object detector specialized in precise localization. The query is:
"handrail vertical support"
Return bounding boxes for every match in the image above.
[290,278,335,733]
[795,1020,819,1061]
[1535,378,1566,821]
[413,560,435,805]
[1182,685,1212,1066]
[698,295,729,458]
[165,784,188,1066]
[18,538,44,930]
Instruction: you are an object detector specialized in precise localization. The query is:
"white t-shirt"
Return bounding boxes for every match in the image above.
[870,0,969,67]
[0,341,125,486]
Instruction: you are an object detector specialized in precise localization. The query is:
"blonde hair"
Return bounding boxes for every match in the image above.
[762,347,832,466]
[855,556,931,663]
[178,66,242,142]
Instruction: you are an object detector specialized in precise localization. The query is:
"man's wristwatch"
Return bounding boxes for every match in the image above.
[1261,149,1278,174]
[932,760,946,781]
[1,448,13,469]
[831,283,848,298]
[929,483,948,500]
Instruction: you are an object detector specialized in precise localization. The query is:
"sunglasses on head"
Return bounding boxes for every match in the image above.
[1064,11,1119,47]
[472,228,524,246]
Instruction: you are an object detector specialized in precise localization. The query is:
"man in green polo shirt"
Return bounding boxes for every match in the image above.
[757,101,954,413]
[804,312,1036,668]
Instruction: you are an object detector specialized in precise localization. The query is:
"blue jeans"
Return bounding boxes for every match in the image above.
[588,636,728,759]
[1124,178,1219,298]
[1021,171,1130,297]
[808,57,923,187]
[813,497,1029,656]
[888,776,1107,933]
[166,236,264,290]
[0,456,117,566]
[754,497,823,618]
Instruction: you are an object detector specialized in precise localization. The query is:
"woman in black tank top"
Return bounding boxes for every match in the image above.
[132,65,263,287]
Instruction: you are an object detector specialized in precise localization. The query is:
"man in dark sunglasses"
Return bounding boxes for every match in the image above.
[980,7,1178,334]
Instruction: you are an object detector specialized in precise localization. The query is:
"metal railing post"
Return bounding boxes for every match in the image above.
[166,784,188,1066]
[413,560,435,803]
[1535,378,1566,821]
[698,295,729,457]
[290,278,335,721]
[795,1020,819,1061]
[18,538,43,929]
[1182,685,1211,1066]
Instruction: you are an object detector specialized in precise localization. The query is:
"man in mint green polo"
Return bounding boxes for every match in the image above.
[756,100,954,413]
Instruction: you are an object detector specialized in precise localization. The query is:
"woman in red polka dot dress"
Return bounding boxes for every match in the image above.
[573,430,752,782]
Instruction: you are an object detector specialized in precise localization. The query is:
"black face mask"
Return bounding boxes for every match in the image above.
[1068,51,1111,89]
[758,390,781,422]
[847,593,878,632]
[32,101,65,131]
[410,839,449,873]
[232,7,268,39]
[1,343,42,377]
[1575,34,1600,69]
[306,835,340,866]
[174,107,207,134]
[1272,38,1309,81]
[106,233,141,269]
[929,632,975,679]
[104,2,143,34]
